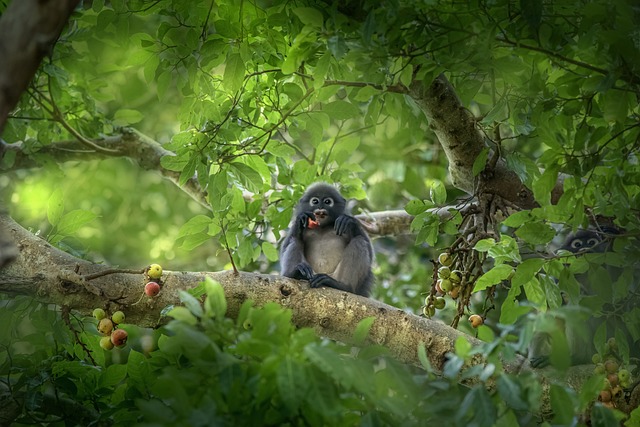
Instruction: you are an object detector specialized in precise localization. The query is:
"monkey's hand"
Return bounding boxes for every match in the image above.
[334,214,359,236]
[292,262,314,280]
[529,356,550,369]
[293,212,316,236]
[309,273,339,289]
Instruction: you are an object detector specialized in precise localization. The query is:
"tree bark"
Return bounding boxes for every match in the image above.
[0,0,81,133]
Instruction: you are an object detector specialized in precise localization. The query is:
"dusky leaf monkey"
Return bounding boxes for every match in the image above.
[279,183,374,297]
[528,227,639,368]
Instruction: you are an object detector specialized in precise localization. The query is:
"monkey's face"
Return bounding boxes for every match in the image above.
[309,196,336,226]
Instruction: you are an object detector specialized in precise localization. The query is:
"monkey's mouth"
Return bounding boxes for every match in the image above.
[313,210,328,223]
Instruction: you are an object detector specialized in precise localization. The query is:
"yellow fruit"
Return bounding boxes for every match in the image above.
[449,287,460,299]
[98,318,114,336]
[148,263,163,279]
[469,314,483,328]
[111,311,125,324]
[99,336,114,350]
[438,252,453,267]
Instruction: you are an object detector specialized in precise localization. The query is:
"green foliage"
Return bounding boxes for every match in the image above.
[3,0,640,423]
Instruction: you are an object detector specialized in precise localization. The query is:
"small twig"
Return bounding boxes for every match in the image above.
[61,305,97,366]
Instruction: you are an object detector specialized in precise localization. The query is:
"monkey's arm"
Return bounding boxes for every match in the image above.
[280,236,314,280]
[279,212,316,280]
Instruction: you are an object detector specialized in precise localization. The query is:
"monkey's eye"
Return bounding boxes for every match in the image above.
[586,238,600,247]
[570,240,583,249]
[323,197,334,206]
[310,197,320,205]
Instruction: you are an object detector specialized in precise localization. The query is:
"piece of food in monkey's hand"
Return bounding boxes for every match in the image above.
[307,217,320,229]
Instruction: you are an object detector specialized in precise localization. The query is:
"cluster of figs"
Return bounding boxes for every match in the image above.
[92,263,164,351]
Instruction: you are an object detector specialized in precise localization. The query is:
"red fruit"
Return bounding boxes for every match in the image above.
[110,329,128,347]
[145,281,161,297]
[599,390,612,402]
[307,217,319,229]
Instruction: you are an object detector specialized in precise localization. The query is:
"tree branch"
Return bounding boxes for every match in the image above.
[408,73,564,209]
[0,212,595,416]
[0,0,81,133]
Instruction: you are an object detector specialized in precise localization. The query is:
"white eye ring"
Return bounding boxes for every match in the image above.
[570,240,583,249]
[323,197,334,206]
[586,238,600,247]
[310,197,320,205]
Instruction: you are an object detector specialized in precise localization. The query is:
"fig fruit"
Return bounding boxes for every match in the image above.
[148,263,163,279]
[98,318,114,336]
[469,314,483,328]
[100,336,114,350]
[437,266,451,279]
[438,252,453,267]
[92,308,106,320]
[110,329,128,347]
[434,297,446,309]
[307,217,320,229]
[111,311,125,324]
[145,281,161,297]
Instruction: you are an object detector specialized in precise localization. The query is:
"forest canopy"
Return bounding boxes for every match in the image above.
[0,0,639,425]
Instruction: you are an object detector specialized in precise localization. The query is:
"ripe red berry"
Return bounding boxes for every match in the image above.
[110,329,128,347]
[145,281,161,297]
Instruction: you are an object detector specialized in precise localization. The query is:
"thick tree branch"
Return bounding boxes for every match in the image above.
[0,213,597,415]
[1,128,209,209]
[409,74,564,209]
[0,0,81,133]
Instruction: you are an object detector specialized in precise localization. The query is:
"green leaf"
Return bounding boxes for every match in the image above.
[474,264,514,292]
[324,100,360,120]
[47,189,64,227]
[405,199,432,215]
[277,356,308,412]
[55,209,97,236]
[167,306,198,325]
[501,210,532,228]
[292,7,324,28]
[429,180,447,205]
[180,232,210,251]
[223,53,245,93]
[179,290,203,318]
[113,109,144,126]
[352,317,375,345]
[497,374,528,411]
[515,222,555,245]
[177,215,212,239]
[474,238,496,252]
[204,277,227,320]
[532,166,558,205]
[230,161,263,192]
[472,148,489,177]
[261,241,279,262]
[160,153,188,172]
